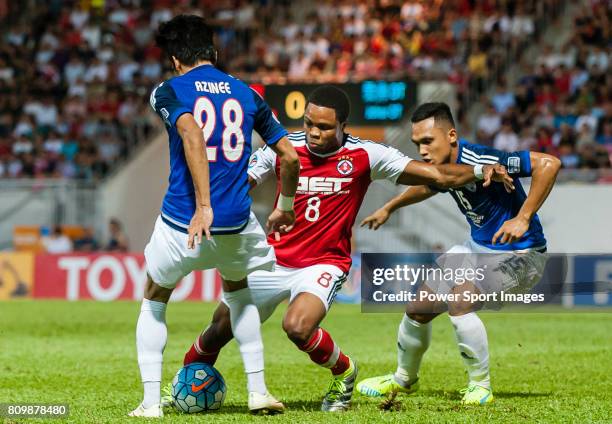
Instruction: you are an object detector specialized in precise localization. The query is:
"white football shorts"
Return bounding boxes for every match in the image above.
[428,239,548,298]
[144,212,276,287]
[221,264,348,321]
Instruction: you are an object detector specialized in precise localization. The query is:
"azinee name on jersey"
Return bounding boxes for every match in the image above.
[194,81,232,94]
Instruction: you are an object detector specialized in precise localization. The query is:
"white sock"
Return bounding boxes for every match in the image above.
[449,313,491,389]
[395,314,431,385]
[246,370,267,395]
[136,299,167,407]
[224,288,267,395]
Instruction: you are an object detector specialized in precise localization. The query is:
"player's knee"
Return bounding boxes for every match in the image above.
[447,299,479,316]
[143,275,173,303]
[406,312,436,324]
[406,299,440,323]
[282,315,316,346]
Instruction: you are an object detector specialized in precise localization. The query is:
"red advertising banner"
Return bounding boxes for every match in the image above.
[33,254,223,302]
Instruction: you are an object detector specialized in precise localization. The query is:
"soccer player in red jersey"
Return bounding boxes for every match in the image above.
[172,86,513,412]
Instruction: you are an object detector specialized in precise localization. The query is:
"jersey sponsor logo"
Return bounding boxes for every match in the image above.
[337,159,354,176]
[466,211,485,227]
[297,176,352,194]
[508,156,520,174]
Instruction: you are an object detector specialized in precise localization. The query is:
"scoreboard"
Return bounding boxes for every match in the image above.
[251,80,417,127]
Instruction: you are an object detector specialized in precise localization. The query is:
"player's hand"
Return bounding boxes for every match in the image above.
[188,205,213,249]
[266,208,295,235]
[492,216,530,245]
[482,164,515,192]
[360,208,390,230]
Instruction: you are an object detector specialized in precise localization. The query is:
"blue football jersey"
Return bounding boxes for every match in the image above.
[149,64,287,234]
[435,140,547,251]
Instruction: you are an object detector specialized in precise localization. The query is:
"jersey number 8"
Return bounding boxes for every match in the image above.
[305,196,321,222]
[194,97,245,162]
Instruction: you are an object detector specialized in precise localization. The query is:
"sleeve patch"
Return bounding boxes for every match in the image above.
[508,156,521,174]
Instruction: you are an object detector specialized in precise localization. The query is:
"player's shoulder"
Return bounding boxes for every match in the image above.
[287,130,307,147]
[149,78,179,110]
[458,139,502,165]
[344,133,397,155]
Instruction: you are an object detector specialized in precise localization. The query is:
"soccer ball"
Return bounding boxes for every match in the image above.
[172,362,226,413]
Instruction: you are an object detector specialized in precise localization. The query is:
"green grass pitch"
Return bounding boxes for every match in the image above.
[1,301,611,423]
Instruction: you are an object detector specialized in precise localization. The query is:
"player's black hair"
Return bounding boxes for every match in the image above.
[410,102,456,128]
[306,86,351,124]
[155,15,217,68]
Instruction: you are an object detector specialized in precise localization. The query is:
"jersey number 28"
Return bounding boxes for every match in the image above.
[194,97,245,162]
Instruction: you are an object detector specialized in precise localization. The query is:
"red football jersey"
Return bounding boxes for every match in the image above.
[248,131,412,273]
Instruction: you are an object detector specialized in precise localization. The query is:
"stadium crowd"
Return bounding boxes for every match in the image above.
[476,2,611,171]
[0,0,609,181]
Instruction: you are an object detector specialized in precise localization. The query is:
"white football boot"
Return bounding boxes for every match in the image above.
[248,391,285,414]
[128,403,163,418]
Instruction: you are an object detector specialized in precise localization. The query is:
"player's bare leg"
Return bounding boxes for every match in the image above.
[357,284,444,398]
[283,293,357,412]
[222,278,284,414]
[447,282,493,405]
[183,302,233,366]
[130,275,173,418]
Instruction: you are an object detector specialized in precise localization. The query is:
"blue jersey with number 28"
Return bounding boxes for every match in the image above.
[150,64,286,234]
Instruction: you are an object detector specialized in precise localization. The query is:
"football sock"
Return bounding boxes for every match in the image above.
[224,288,267,395]
[136,299,167,408]
[246,370,267,395]
[183,333,220,366]
[449,313,491,389]
[299,328,351,375]
[395,314,431,385]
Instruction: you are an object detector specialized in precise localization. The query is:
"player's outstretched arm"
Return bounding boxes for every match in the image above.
[397,160,515,191]
[266,137,299,234]
[492,152,561,245]
[176,113,213,247]
[360,185,436,230]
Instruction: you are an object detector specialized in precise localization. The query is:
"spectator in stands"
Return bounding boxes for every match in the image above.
[575,105,598,134]
[518,126,536,151]
[597,122,612,145]
[491,83,516,114]
[476,102,501,145]
[105,218,129,252]
[558,144,581,169]
[41,225,73,254]
[554,102,577,129]
[493,119,520,152]
[467,44,488,93]
[74,227,99,252]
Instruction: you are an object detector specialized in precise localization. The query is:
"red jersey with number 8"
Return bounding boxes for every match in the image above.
[248,131,412,273]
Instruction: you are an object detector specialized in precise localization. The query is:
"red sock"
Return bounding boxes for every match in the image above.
[183,335,219,366]
[299,328,350,375]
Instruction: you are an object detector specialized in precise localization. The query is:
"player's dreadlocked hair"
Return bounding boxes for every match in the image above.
[155,15,217,68]
[307,86,351,124]
[411,102,456,128]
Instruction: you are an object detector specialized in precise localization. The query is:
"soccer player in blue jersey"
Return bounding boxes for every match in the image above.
[357,102,561,405]
[129,15,299,417]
